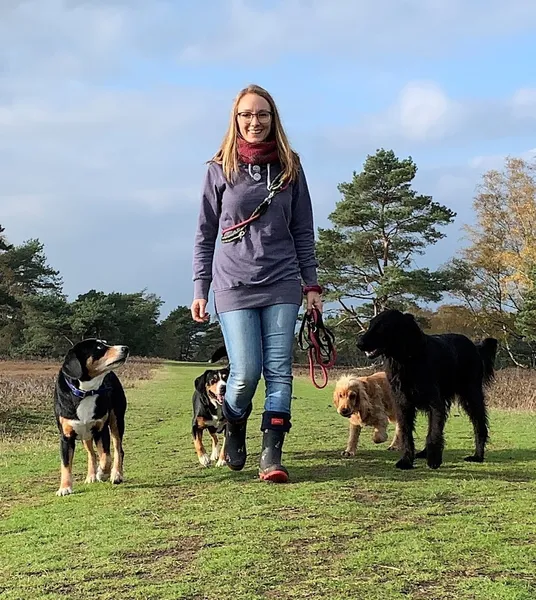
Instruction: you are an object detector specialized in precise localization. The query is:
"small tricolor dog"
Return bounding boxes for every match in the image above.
[191,346,229,467]
[54,339,129,496]
[333,371,401,456]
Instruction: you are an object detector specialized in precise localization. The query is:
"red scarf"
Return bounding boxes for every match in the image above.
[237,137,279,164]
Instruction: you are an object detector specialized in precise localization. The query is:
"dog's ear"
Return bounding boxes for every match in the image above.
[356,381,370,419]
[194,371,208,393]
[332,388,340,408]
[62,349,83,380]
[399,312,424,355]
[209,346,228,363]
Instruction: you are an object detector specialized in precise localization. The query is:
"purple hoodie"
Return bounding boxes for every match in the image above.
[192,160,319,314]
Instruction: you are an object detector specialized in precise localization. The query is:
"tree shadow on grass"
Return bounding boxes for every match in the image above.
[285,448,536,483]
[125,447,536,490]
[128,446,536,490]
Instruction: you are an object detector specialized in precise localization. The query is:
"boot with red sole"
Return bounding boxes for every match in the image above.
[259,411,291,483]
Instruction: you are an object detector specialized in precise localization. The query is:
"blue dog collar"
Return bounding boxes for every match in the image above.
[65,377,110,398]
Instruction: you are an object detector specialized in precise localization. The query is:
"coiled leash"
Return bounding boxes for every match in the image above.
[220,171,288,243]
[298,308,337,389]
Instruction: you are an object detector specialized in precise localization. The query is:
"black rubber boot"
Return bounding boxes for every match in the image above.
[259,411,291,483]
[223,404,252,471]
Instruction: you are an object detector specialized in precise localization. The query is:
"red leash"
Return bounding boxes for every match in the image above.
[298,308,337,389]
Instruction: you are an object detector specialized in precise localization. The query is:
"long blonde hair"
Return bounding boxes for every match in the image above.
[210,84,301,184]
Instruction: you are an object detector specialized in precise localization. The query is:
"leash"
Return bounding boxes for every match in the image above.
[220,171,288,243]
[298,308,337,389]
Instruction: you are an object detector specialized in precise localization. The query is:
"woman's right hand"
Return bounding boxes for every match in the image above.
[191,299,210,323]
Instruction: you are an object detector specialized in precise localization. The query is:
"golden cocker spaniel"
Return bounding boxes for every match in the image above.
[333,371,401,457]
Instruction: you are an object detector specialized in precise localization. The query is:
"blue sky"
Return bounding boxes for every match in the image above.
[1,0,536,318]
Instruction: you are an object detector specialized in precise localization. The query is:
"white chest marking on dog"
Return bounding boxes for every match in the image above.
[73,396,99,440]
[71,375,107,440]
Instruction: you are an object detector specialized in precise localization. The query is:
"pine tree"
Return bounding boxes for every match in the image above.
[316,149,456,326]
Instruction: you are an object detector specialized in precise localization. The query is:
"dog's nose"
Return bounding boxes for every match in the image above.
[340,407,352,417]
[121,346,129,355]
[356,335,365,350]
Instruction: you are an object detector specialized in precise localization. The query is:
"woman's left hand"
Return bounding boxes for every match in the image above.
[306,291,323,314]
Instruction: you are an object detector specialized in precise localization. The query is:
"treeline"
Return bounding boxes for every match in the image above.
[2,148,536,367]
[0,229,222,361]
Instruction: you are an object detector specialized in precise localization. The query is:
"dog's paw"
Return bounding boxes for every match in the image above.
[426,448,443,469]
[96,467,110,482]
[216,458,227,467]
[415,448,428,459]
[464,455,484,463]
[198,454,211,467]
[387,445,400,452]
[56,486,73,496]
[341,450,355,458]
[210,446,221,462]
[395,457,414,470]
[85,474,97,484]
[110,469,124,484]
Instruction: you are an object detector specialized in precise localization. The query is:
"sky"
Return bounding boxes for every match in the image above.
[2,0,536,319]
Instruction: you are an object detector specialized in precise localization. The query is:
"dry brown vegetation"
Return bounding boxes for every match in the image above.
[0,357,163,439]
[487,368,536,411]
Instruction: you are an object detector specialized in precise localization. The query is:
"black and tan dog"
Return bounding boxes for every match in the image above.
[54,339,129,496]
[192,347,229,467]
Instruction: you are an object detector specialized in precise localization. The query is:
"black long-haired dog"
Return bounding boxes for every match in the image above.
[357,309,498,470]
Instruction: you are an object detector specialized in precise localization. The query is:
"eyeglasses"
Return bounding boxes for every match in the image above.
[236,111,272,124]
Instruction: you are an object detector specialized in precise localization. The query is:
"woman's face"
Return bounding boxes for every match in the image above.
[236,93,272,143]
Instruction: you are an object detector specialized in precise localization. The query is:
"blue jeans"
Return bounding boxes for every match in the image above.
[217,303,300,419]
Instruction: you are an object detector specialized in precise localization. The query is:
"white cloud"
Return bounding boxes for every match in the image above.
[512,88,536,118]
[324,82,536,151]
[469,147,536,170]
[363,82,459,143]
[3,0,536,76]
[177,0,536,63]
[397,83,455,142]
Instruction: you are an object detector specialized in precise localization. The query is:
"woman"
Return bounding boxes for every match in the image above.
[191,84,322,483]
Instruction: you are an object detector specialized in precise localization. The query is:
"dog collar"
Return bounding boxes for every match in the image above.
[64,377,110,398]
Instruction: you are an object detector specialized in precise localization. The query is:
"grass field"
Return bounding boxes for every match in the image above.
[1,361,536,599]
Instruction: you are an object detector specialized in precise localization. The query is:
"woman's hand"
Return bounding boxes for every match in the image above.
[306,291,323,314]
[191,299,210,323]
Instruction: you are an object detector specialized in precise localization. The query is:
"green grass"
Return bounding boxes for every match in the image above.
[1,362,536,599]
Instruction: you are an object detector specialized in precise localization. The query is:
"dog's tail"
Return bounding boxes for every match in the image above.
[209,345,228,363]
[476,337,498,386]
